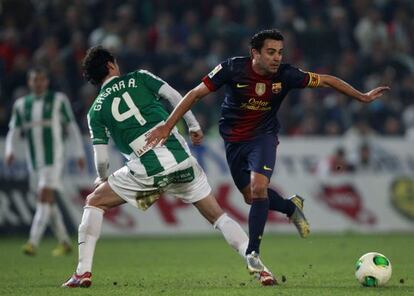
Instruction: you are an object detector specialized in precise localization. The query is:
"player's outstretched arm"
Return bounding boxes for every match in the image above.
[318,74,390,103]
[146,82,211,146]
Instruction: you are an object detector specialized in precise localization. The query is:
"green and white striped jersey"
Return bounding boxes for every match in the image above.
[87,70,191,177]
[6,91,84,170]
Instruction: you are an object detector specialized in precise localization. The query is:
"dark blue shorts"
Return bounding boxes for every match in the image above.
[224,134,279,190]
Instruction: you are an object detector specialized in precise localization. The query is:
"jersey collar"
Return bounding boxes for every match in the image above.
[249,60,276,79]
[101,76,119,89]
[32,92,47,100]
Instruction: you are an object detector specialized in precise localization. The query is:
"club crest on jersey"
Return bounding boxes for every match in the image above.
[255,83,266,96]
[272,82,282,94]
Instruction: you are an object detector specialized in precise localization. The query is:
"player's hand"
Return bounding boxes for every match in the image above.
[361,86,390,103]
[5,154,15,167]
[77,157,86,172]
[146,124,171,147]
[189,129,204,146]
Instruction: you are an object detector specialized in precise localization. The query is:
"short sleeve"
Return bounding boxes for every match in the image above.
[137,70,165,94]
[59,93,76,124]
[201,59,231,91]
[284,65,310,89]
[9,100,23,129]
[87,111,109,145]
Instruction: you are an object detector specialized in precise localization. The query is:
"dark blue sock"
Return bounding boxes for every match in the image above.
[268,188,295,217]
[246,198,269,255]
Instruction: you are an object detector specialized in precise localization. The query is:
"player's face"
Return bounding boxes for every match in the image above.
[28,72,49,95]
[253,39,283,74]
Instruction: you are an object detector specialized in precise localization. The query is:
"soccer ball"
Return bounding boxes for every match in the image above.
[355,252,392,287]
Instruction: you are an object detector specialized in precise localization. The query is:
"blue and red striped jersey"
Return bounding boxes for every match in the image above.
[202,56,310,142]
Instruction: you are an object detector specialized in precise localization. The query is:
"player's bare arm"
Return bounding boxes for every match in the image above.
[318,74,390,103]
[146,82,211,146]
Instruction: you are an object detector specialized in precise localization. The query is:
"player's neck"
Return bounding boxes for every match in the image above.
[32,90,47,98]
[101,65,121,88]
[101,74,119,89]
[251,60,272,77]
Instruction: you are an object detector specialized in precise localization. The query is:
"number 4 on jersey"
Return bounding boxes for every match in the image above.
[111,92,147,125]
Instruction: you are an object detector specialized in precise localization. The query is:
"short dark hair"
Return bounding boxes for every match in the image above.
[27,66,49,79]
[250,29,284,51]
[82,46,115,85]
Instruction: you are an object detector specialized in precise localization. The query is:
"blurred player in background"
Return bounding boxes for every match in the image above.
[62,46,276,288]
[4,67,86,256]
[146,28,390,272]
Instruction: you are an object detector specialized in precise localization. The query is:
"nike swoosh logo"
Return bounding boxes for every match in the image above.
[263,165,272,171]
[236,83,249,88]
[78,242,85,245]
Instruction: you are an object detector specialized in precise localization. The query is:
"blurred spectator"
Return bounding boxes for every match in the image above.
[0,0,412,137]
[383,116,403,135]
[316,147,355,177]
[344,117,377,147]
[0,28,29,73]
[206,4,242,44]
[324,120,343,136]
[349,142,379,172]
[354,7,388,55]
[403,105,414,140]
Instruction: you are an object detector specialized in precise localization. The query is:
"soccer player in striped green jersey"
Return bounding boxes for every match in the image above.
[62,46,275,288]
[5,67,86,256]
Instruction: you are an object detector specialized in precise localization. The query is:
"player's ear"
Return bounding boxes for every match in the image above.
[251,48,260,59]
[107,62,115,70]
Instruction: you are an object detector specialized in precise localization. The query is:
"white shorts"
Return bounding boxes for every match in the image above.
[108,156,212,210]
[31,165,63,190]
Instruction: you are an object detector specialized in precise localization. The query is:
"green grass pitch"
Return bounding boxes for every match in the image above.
[0,234,413,296]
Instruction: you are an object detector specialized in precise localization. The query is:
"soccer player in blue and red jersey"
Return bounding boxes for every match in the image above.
[146,29,389,275]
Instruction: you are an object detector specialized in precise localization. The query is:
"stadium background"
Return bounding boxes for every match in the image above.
[0,1,413,294]
[1,0,414,137]
[1,0,413,239]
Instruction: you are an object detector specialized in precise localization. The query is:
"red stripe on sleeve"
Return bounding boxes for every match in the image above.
[201,76,217,91]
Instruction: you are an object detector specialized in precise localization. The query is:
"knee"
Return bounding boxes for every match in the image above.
[85,192,94,206]
[250,182,268,198]
[85,192,101,209]
[242,193,252,205]
[240,186,253,205]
